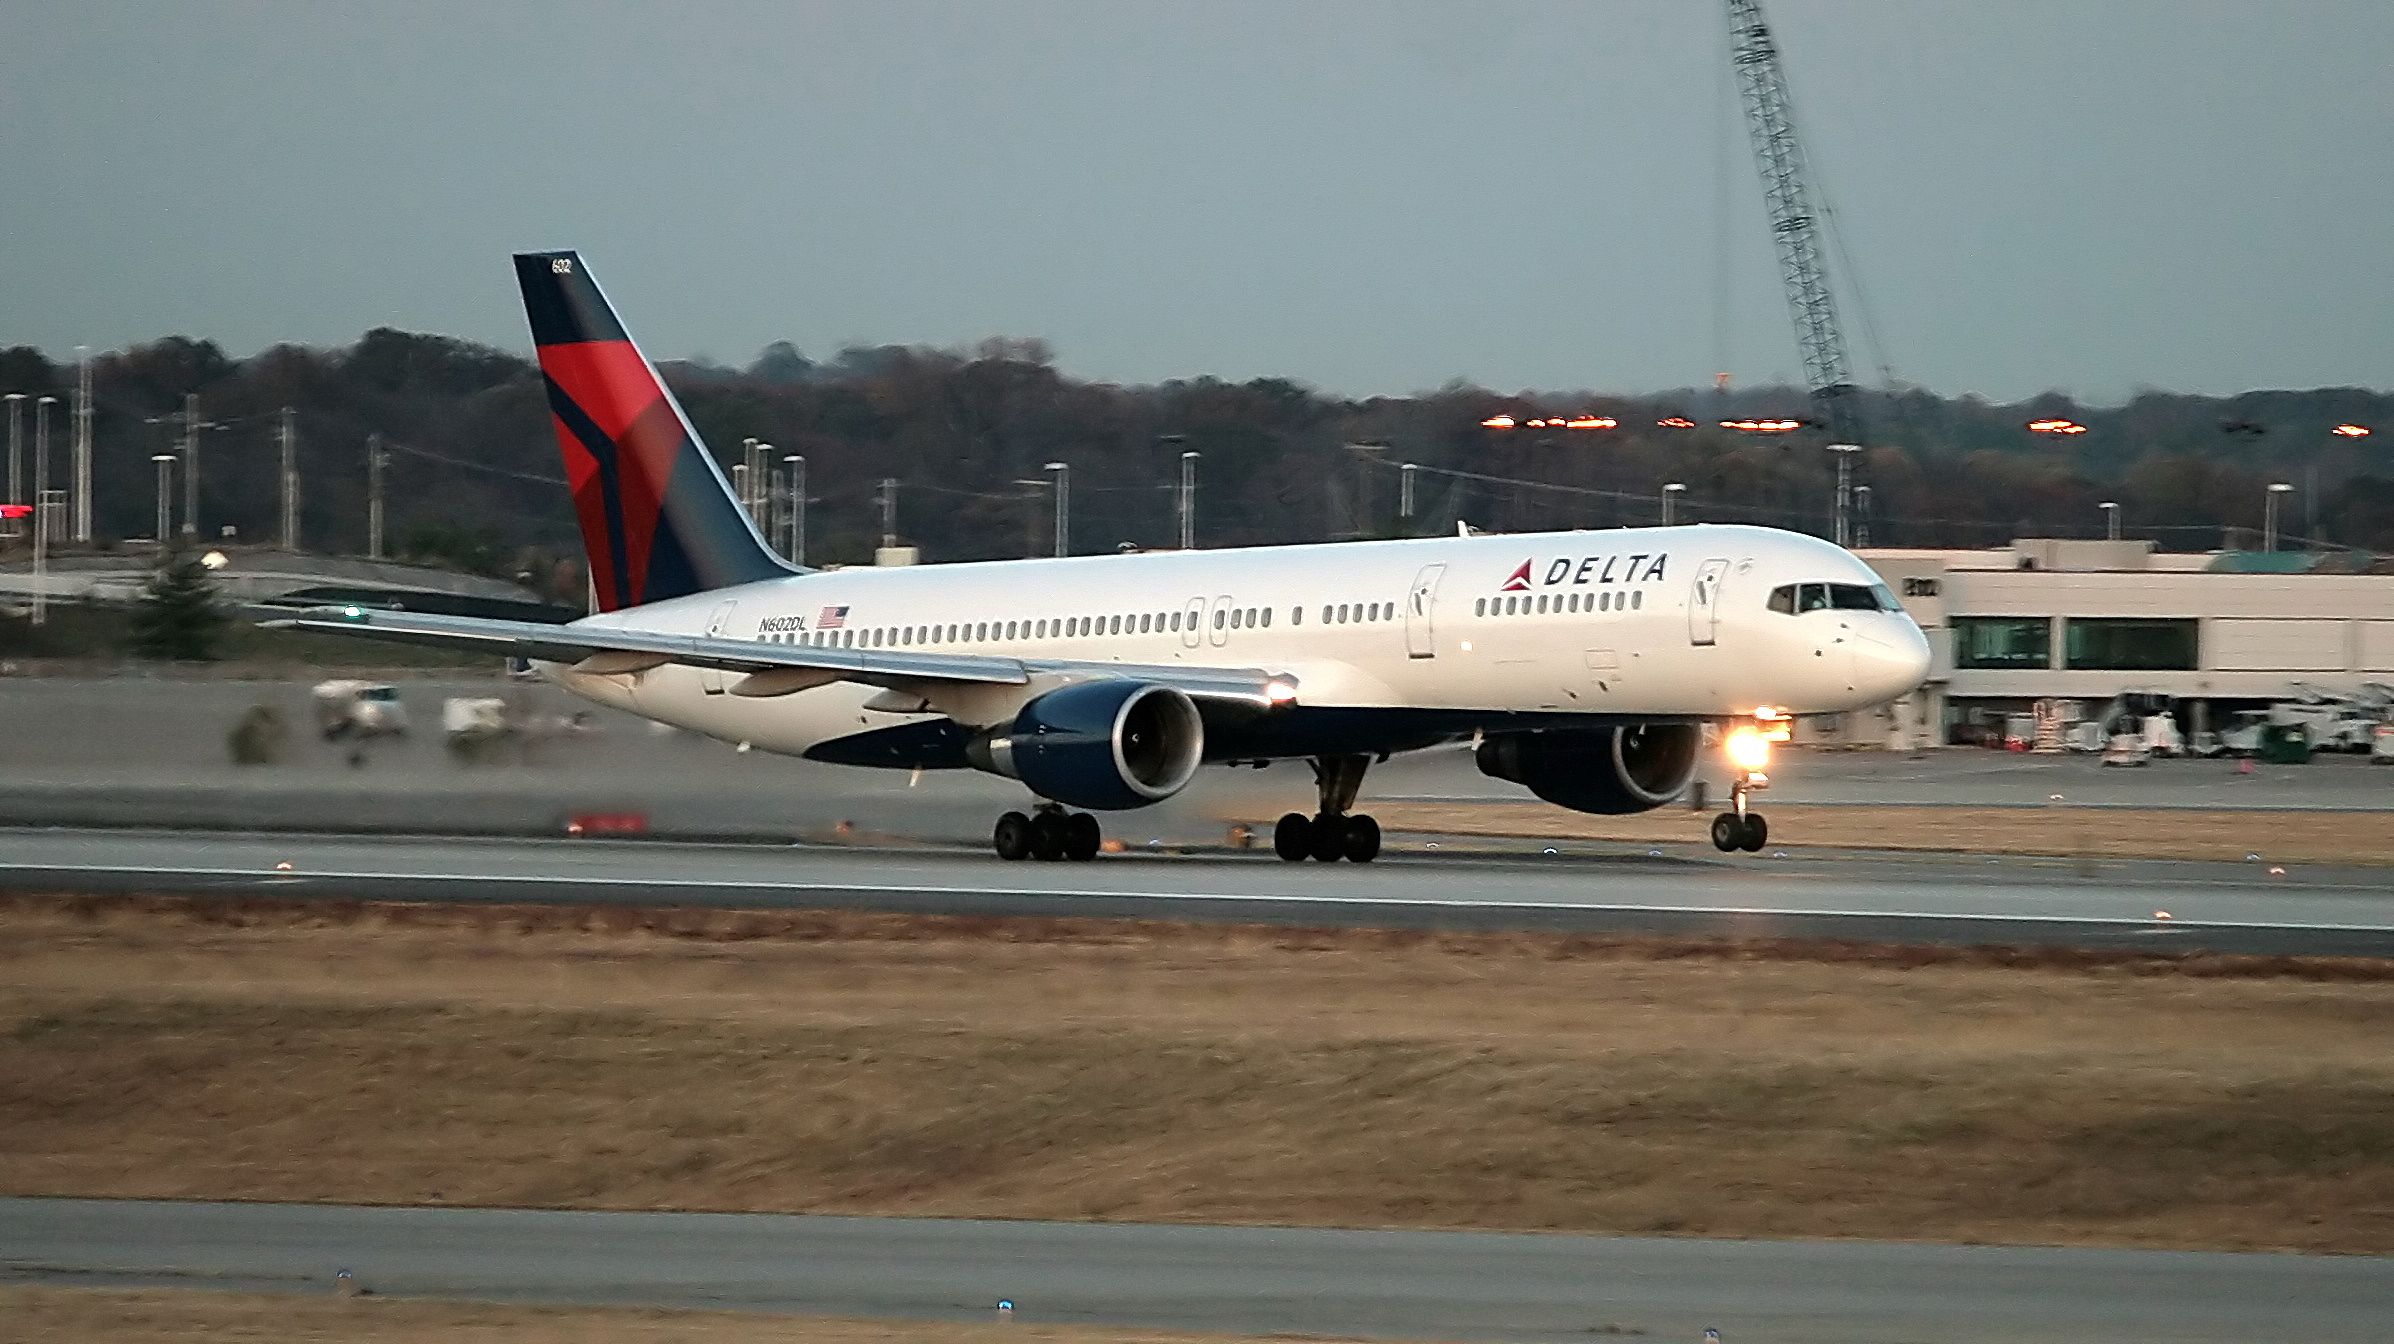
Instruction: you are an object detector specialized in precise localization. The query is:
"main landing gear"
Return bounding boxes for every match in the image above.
[1709,716,1785,854]
[1273,754,1381,863]
[993,803,1101,862]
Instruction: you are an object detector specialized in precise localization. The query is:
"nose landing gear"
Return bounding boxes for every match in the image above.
[1273,754,1381,863]
[993,803,1102,861]
[1710,715,1785,854]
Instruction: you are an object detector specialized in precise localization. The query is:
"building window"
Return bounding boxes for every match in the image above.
[1952,616,2050,669]
[2065,618,2197,671]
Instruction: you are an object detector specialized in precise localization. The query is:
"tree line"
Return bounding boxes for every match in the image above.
[1,331,2387,591]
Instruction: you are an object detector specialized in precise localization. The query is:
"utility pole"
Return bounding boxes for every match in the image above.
[72,348,92,543]
[1662,481,1686,526]
[367,432,386,559]
[783,454,806,565]
[2,393,22,541]
[1044,461,1069,557]
[32,396,55,624]
[180,393,202,539]
[278,406,299,550]
[1399,462,1419,533]
[878,476,898,550]
[1826,443,1861,548]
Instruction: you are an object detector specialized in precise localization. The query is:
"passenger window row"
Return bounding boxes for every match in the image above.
[1470,590,1643,619]
[748,601,1394,649]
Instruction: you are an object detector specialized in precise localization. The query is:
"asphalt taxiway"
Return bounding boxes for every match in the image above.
[2,826,2388,955]
[5,1198,2388,1343]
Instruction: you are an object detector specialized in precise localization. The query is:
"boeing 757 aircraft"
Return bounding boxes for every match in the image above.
[270,252,1931,863]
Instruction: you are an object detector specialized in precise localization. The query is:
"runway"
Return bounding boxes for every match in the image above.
[6,1197,2389,1343]
[3,826,2391,956]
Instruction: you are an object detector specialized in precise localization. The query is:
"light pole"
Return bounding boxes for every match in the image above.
[1825,443,1862,547]
[2099,500,2120,542]
[1662,481,1686,526]
[1178,449,1200,550]
[782,454,805,564]
[151,454,177,547]
[1399,462,1419,534]
[2,393,22,540]
[2263,482,2293,553]
[1044,461,1069,557]
[878,477,899,551]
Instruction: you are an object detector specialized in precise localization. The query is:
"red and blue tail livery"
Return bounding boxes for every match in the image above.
[513,251,794,611]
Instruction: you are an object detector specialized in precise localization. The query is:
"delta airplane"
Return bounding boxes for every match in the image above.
[271,252,1932,863]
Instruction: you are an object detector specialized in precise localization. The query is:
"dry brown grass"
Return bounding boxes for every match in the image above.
[1342,801,2394,865]
[3,894,2392,1253]
[0,1287,1308,1344]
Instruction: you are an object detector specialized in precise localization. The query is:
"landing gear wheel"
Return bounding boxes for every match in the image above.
[1030,810,1068,861]
[1064,812,1101,862]
[1710,813,1742,853]
[993,811,1033,861]
[1274,812,1314,862]
[1739,813,1768,853]
[1308,812,1346,863]
[1341,814,1381,864]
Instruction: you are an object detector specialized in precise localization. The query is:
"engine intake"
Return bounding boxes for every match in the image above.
[1474,724,1700,815]
[967,680,1205,811]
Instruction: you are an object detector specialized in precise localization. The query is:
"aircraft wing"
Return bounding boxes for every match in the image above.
[261,606,1294,707]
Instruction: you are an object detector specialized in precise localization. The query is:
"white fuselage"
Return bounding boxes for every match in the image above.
[541,523,1930,766]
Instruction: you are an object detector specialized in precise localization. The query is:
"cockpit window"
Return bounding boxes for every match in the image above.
[1770,582,1899,614]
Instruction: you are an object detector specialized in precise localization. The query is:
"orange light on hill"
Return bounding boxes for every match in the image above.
[1720,418,1802,433]
[1564,416,1617,430]
[2028,418,2089,436]
[2332,423,2371,438]
[1480,415,1517,430]
[1657,416,1697,429]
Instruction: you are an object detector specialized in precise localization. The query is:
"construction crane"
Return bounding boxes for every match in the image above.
[1725,0,1869,544]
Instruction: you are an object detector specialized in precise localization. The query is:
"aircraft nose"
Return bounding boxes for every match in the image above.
[1853,618,1933,702]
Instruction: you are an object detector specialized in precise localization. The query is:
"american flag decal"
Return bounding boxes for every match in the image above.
[817,605,849,629]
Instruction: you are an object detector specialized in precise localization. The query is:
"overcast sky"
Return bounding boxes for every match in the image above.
[7,0,2389,402]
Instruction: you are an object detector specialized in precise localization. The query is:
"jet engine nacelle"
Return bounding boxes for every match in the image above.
[1474,723,1701,815]
[966,680,1205,811]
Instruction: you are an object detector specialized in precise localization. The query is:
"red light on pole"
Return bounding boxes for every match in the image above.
[0,504,30,520]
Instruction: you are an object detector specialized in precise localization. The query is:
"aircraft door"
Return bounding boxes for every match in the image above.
[700,600,739,693]
[1181,597,1205,649]
[1688,559,1730,647]
[1208,595,1231,647]
[1405,563,1446,659]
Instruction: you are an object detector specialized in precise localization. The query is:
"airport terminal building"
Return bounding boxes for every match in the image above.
[1826,539,2394,747]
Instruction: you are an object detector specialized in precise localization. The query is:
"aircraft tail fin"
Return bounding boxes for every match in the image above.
[513,250,796,612]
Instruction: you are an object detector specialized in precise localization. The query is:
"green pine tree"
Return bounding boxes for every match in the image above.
[131,550,229,661]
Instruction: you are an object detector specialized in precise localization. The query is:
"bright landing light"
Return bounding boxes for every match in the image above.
[1725,724,1773,773]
